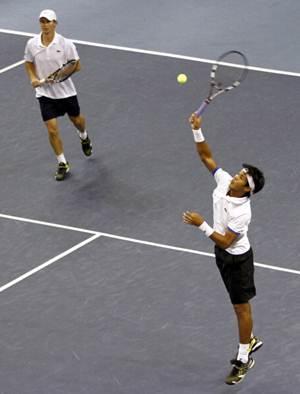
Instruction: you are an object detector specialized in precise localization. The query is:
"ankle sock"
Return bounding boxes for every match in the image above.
[237,343,250,363]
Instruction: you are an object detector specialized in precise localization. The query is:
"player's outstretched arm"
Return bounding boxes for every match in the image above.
[189,113,218,173]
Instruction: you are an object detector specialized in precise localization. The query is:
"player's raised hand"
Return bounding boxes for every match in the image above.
[189,113,202,130]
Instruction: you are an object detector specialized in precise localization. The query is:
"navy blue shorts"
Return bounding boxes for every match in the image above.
[214,246,256,304]
[38,95,80,122]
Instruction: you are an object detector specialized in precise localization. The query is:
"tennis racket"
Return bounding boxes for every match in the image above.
[195,50,249,116]
[40,59,78,84]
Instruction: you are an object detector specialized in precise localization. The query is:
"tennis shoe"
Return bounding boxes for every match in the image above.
[55,162,70,181]
[81,136,92,156]
[249,336,263,355]
[225,357,255,385]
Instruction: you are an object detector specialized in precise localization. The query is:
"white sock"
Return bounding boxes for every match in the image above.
[57,153,67,164]
[79,130,88,140]
[237,343,249,363]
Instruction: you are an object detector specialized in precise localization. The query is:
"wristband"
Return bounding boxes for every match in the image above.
[192,128,205,143]
[199,221,214,237]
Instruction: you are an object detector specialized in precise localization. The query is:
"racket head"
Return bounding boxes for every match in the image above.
[48,59,78,83]
[211,50,249,91]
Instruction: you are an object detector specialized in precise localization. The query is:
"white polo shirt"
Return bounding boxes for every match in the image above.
[24,32,79,99]
[213,168,251,255]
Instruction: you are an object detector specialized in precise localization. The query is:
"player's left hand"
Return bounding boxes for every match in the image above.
[182,211,204,226]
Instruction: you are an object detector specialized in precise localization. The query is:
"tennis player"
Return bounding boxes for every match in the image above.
[183,114,265,385]
[24,9,92,181]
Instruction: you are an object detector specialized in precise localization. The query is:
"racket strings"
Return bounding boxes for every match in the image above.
[213,52,248,89]
[214,65,245,89]
[52,60,77,82]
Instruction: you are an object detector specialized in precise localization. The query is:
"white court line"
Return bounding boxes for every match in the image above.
[0,213,97,235]
[0,233,101,293]
[1,28,300,78]
[1,213,300,277]
[0,59,24,74]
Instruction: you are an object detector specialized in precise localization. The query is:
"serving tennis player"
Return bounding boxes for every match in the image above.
[183,113,265,385]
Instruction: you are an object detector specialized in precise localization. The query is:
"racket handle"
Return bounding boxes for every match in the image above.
[195,100,209,116]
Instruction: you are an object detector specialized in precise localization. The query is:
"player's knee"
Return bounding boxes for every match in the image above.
[69,114,83,126]
[47,125,59,138]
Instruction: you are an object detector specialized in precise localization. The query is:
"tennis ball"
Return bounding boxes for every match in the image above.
[177,73,188,85]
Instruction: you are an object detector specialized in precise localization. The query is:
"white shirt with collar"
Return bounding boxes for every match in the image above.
[24,32,79,99]
[213,168,251,255]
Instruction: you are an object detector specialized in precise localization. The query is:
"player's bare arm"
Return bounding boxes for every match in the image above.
[182,210,238,249]
[74,60,81,72]
[63,59,80,77]
[189,113,218,173]
[24,61,42,88]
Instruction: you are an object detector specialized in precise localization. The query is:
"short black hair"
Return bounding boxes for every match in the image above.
[242,163,265,194]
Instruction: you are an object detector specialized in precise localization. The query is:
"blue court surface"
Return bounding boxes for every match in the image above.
[1,17,300,394]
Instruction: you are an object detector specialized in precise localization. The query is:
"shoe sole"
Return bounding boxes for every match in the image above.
[225,359,255,385]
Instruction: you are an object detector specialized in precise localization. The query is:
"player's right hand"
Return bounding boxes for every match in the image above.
[31,79,42,88]
[189,113,202,130]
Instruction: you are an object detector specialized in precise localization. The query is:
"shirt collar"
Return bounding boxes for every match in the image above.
[226,194,249,205]
[38,32,58,47]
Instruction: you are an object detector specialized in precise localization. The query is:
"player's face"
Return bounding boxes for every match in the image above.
[229,170,250,193]
[39,18,56,34]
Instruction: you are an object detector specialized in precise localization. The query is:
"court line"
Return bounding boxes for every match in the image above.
[1,28,300,78]
[1,213,300,277]
[0,233,101,293]
[0,59,25,74]
[0,213,97,235]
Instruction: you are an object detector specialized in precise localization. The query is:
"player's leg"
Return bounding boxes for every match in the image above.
[45,118,63,155]
[66,95,92,156]
[214,246,260,385]
[225,304,256,385]
[69,113,93,157]
[69,113,86,134]
[233,302,253,344]
[232,302,263,355]
[38,96,70,180]
[45,118,70,181]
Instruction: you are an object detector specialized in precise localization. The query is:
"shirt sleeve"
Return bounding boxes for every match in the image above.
[24,41,33,62]
[213,168,232,184]
[213,168,232,196]
[65,39,80,61]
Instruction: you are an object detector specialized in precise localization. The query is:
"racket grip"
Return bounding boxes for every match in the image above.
[195,100,209,116]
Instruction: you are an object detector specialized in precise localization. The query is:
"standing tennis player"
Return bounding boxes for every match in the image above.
[183,114,265,385]
[24,9,92,181]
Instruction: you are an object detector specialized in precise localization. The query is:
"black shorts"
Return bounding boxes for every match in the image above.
[38,95,80,122]
[214,246,256,305]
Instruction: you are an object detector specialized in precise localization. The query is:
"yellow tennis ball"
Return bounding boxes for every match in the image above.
[177,73,188,85]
